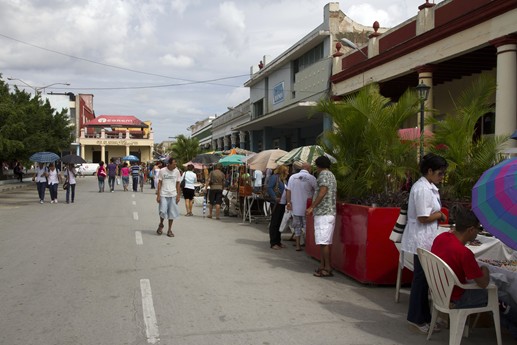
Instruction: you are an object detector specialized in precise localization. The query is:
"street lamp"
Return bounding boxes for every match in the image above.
[340,38,368,59]
[416,81,431,161]
[7,77,70,95]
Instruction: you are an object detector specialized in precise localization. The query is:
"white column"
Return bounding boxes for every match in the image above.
[101,145,106,162]
[491,36,517,145]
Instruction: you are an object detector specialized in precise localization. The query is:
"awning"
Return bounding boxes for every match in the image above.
[85,115,148,128]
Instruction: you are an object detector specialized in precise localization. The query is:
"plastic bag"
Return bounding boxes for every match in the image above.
[116,177,121,185]
[279,209,293,233]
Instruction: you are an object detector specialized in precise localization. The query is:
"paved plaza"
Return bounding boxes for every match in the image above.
[0,177,510,344]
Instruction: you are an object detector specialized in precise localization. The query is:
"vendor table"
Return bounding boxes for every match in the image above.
[242,193,271,223]
[394,228,517,302]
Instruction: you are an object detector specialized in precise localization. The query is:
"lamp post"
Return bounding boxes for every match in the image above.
[7,77,70,95]
[340,38,368,58]
[416,81,431,161]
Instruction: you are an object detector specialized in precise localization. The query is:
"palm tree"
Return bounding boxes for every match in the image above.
[427,75,507,201]
[169,134,200,166]
[317,83,420,204]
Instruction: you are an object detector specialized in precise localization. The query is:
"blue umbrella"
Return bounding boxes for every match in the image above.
[122,155,140,162]
[29,151,59,163]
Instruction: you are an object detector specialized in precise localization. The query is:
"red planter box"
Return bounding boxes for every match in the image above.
[306,203,412,285]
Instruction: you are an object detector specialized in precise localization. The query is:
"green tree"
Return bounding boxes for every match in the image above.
[0,76,74,173]
[428,75,506,201]
[317,83,420,204]
[169,134,200,166]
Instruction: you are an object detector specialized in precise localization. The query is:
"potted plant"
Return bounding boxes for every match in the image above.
[305,84,420,284]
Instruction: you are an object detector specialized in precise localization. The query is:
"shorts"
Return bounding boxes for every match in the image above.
[314,215,336,245]
[291,215,306,236]
[183,187,195,200]
[208,189,223,205]
[159,197,180,220]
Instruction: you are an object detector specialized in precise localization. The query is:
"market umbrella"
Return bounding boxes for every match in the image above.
[29,151,59,163]
[192,153,221,165]
[182,161,204,170]
[245,149,287,171]
[275,145,337,165]
[122,155,140,162]
[472,158,517,250]
[61,154,87,164]
[219,154,246,166]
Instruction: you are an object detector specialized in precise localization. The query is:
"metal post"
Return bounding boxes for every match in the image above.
[419,99,425,162]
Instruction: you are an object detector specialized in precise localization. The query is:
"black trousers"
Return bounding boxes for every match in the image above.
[268,203,285,247]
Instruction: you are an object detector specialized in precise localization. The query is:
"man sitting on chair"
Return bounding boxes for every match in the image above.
[431,205,489,309]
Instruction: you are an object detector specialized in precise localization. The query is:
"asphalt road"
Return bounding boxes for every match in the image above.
[0,178,509,345]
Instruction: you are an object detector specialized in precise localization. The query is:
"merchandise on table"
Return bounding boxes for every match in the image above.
[479,259,517,272]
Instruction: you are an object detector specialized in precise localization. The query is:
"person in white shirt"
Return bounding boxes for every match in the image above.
[401,153,448,334]
[63,164,77,204]
[252,169,263,193]
[156,158,181,237]
[32,162,48,204]
[45,162,62,204]
[180,164,198,216]
[286,161,317,251]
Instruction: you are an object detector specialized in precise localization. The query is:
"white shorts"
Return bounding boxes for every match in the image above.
[314,215,336,245]
[159,197,180,220]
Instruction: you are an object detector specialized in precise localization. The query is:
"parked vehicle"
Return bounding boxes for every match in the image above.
[78,163,99,176]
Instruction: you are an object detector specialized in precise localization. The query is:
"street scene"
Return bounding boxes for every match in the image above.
[0,178,512,345]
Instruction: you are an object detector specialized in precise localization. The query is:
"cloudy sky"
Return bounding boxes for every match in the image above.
[0,0,431,143]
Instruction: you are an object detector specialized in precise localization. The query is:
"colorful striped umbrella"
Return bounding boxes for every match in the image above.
[472,158,517,250]
[275,145,336,166]
[244,149,287,171]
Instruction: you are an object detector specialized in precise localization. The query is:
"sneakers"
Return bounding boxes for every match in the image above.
[408,322,441,334]
[40,200,44,204]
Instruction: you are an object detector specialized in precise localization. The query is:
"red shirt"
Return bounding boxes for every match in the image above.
[431,232,483,301]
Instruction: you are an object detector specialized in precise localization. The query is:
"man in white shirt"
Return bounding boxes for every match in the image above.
[156,158,181,237]
[252,169,263,193]
[286,161,317,251]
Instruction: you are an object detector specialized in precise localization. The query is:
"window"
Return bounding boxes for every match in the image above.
[253,99,264,119]
[294,42,324,73]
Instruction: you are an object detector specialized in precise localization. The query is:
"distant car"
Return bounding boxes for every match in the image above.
[78,163,99,176]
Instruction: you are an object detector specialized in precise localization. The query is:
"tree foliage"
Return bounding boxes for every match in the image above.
[427,75,506,201]
[169,134,200,166]
[317,83,420,204]
[0,76,74,168]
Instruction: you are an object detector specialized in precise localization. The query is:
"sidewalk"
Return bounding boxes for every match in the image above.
[0,177,34,193]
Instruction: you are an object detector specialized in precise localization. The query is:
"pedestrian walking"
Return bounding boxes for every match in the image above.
[32,162,48,204]
[206,164,225,220]
[14,162,24,182]
[131,162,140,192]
[181,164,197,216]
[96,161,107,192]
[45,162,62,203]
[107,158,118,192]
[63,163,77,203]
[306,156,337,277]
[120,162,130,191]
[139,162,146,192]
[268,165,289,249]
[156,157,181,237]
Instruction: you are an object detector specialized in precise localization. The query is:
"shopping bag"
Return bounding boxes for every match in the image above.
[116,177,121,185]
[279,209,293,233]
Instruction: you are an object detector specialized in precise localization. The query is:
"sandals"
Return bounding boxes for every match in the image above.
[313,269,334,277]
[167,230,175,237]
[156,225,164,235]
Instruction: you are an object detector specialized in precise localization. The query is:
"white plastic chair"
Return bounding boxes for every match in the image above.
[417,248,502,345]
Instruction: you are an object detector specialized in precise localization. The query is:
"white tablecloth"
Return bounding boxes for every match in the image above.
[396,228,517,271]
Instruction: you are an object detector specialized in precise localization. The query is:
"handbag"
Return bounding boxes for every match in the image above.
[264,175,281,202]
[180,176,186,188]
[63,181,69,190]
[389,204,408,243]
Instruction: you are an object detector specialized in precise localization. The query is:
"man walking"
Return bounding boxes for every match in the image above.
[131,161,140,192]
[286,161,317,251]
[306,156,337,277]
[206,164,225,220]
[107,158,118,192]
[156,157,181,237]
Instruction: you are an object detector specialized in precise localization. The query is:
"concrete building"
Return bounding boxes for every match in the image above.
[234,2,381,152]
[188,115,216,151]
[211,100,251,151]
[331,0,517,148]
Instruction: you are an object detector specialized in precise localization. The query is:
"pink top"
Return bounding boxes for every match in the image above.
[121,167,130,177]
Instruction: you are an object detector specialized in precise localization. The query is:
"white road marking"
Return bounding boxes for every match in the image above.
[140,279,160,344]
[135,231,143,245]
[132,201,136,205]
[132,194,135,198]
[133,212,139,220]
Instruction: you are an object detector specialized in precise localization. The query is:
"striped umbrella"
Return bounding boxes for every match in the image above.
[275,145,336,166]
[472,158,517,250]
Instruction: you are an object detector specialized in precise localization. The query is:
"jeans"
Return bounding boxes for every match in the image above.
[132,176,138,192]
[98,177,105,192]
[452,289,488,309]
[407,254,431,324]
[49,184,58,201]
[269,203,285,247]
[37,182,47,201]
[66,183,76,203]
[108,176,116,191]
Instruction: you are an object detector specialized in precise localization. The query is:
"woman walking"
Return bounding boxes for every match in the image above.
[181,164,197,216]
[96,161,107,192]
[45,162,62,203]
[401,153,448,334]
[120,162,130,191]
[64,164,77,203]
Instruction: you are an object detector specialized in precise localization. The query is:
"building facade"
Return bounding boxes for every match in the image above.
[211,100,251,151]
